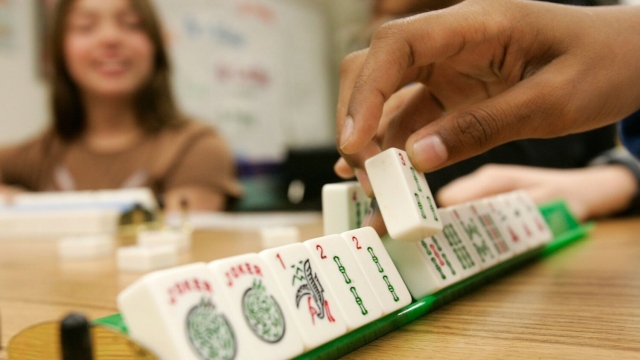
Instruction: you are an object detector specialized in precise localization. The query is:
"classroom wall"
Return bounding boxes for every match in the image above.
[0,0,49,145]
[0,0,372,154]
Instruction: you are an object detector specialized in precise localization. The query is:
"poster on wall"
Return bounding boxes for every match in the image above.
[153,0,332,163]
[0,0,15,50]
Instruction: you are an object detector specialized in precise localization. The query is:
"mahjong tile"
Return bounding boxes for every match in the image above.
[304,235,383,330]
[117,263,237,360]
[438,209,482,278]
[484,197,530,255]
[469,201,513,261]
[499,193,539,248]
[512,191,554,244]
[259,244,347,350]
[447,205,500,268]
[339,227,412,315]
[365,148,442,242]
[322,182,371,235]
[208,254,304,360]
[382,232,462,300]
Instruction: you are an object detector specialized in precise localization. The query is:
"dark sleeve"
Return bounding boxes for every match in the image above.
[427,125,617,203]
[618,109,640,159]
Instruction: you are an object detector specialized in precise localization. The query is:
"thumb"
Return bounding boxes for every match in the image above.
[406,59,578,172]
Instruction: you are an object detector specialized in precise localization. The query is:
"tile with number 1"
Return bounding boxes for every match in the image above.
[259,244,347,350]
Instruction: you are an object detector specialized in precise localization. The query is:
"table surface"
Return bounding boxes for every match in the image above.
[0,216,639,359]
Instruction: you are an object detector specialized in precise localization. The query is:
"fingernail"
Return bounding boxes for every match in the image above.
[334,157,354,179]
[362,199,378,227]
[412,135,448,170]
[340,115,354,150]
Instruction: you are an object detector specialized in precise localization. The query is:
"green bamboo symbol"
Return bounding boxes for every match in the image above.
[350,287,368,315]
[410,167,423,192]
[383,275,399,302]
[333,256,352,284]
[367,247,384,273]
[414,193,427,219]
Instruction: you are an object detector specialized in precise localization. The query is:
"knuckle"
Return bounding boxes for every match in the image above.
[339,51,365,78]
[454,108,502,150]
[371,19,407,43]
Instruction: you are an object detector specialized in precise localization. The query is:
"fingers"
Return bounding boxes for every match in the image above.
[436,164,534,206]
[340,1,503,155]
[336,84,442,194]
[362,200,387,237]
[406,56,579,172]
[334,157,354,179]
[381,85,445,151]
[375,83,424,143]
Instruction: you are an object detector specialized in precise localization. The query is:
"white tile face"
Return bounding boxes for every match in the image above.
[322,182,371,235]
[438,210,482,278]
[484,197,530,255]
[304,235,383,330]
[339,227,412,315]
[116,245,178,272]
[259,243,347,350]
[117,263,238,360]
[499,194,539,248]
[365,148,442,242]
[512,191,554,245]
[448,205,500,268]
[208,254,304,360]
[468,201,513,261]
[382,233,458,300]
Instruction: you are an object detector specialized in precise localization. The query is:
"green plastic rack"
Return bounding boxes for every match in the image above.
[94,200,592,359]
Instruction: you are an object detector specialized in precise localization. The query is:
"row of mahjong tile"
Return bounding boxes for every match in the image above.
[384,190,554,300]
[323,173,553,300]
[117,226,412,360]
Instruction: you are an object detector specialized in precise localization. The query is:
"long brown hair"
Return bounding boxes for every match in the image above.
[49,0,181,141]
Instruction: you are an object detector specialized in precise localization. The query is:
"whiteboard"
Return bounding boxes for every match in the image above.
[153,0,333,162]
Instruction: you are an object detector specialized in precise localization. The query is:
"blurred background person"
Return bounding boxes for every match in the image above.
[0,0,242,211]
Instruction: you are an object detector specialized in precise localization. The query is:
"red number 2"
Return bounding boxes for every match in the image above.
[352,236,362,250]
[316,245,327,259]
[399,153,406,165]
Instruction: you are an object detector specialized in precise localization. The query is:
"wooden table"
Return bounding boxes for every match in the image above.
[0,217,639,359]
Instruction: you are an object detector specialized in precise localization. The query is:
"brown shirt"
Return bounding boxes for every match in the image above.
[0,120,242,200]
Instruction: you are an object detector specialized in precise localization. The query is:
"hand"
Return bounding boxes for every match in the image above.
[437,164,638,221]
[374,0,461,16]
[337,0,640,191]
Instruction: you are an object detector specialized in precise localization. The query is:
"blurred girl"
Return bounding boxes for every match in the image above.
[0,0,242,211]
